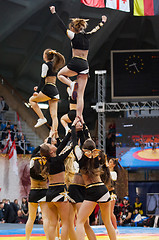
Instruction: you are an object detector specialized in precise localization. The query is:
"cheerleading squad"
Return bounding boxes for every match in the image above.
[26,6,120,240]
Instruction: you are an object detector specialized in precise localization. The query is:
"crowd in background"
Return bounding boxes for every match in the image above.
[0,121,31,154]
[0,195,158,227]
[0,198,42,224]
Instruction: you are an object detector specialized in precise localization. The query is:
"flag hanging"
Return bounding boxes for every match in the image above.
[8,140,18,176]
[81,0,105,8]
[106,0,130,12]
[134,0,159,16]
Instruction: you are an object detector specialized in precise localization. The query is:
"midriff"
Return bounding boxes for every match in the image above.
[45,76,56,84]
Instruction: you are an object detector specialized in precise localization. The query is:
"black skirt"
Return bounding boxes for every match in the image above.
[68,184,86,203]
[42,83,60,99]
[67,57,89,74]
[85,182,110,203]
[28,189,47,203]
[46,183,68,202]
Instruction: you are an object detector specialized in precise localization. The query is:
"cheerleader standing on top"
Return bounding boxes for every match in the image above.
[50,6,107,122]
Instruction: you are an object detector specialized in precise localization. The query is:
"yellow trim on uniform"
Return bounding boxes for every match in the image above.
[31,188,48,190]
[45,82,56,86]
[86,182,104,188]
[70,183,85,187]
[49,183,65,187]
[73,56,87,61]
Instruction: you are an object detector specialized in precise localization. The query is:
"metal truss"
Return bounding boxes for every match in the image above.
[92,101,159,112]
[95,70,106,150]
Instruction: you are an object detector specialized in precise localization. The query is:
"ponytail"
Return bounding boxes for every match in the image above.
[43,48,65,73]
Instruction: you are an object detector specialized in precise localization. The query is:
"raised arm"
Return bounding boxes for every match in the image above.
[56,131,71,155]
[86,15,107,37]
[50,6,75,40]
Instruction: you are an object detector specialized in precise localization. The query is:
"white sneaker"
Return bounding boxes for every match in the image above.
[34,118,47,128]
[115,229,119,235]
[70,81,78,100]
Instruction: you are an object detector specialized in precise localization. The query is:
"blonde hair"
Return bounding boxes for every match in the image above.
[44,48,65,72]
[64,149,76,187]
[69,18,88,33]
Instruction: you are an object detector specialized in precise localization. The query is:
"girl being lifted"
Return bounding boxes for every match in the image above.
[50,6,107,122]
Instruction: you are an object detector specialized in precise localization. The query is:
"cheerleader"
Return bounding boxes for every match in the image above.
[25,144,50,240]
[67,124,97,240]
[71,118,116,240]
[29,48,65,131]
[40,131,73,240]
[50,6,107,122]
[107,158,123,234]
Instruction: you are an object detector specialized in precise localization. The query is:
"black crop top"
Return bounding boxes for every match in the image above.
[54,13,105,51]
[30,146,47,181]
[37,61,57,92]
[48,132,73,175]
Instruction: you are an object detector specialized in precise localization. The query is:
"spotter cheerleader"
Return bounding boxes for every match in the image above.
[71,117,116,240]
[40,131,73,240]
[67,123,97,240]
[29,48,65,131]
[50,6,107,122]
[25,144,50,240]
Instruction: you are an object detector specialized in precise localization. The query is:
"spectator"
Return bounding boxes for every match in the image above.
[1,122,11,140]
[11,124,20,141]
[21,197,28,221]
[16,209,27,224]
[14,199,20,211]
[133,196,143,215]
[114,198,122,224]
[119,196,133,226]
[0,96,7,123]
[131,208,142,226]
[143,215,155,227]
[0,201,17,223]
[17,135,29,154]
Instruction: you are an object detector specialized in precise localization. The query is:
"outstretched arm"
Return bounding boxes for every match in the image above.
[50,6,75,40]
[86,15,107,37]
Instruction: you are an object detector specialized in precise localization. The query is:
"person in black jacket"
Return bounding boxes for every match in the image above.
[0,202,17,223]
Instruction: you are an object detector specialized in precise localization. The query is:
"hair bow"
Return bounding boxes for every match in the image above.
[33,156,47,165]
[82,149,100,159]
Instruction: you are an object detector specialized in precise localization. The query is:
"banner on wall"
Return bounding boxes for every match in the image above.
[134,0,159,16]
[106,0,130,12]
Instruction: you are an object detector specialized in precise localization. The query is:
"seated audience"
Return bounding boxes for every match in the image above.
[131,208,142,226]
[119,196,133,226]
[0,201,17,223]
[133,196,143,215]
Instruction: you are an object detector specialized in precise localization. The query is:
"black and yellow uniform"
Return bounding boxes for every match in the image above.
[68,183,86,203]
[46,132,73,202]
[54,13,105,74]
[71,125,110,203]
[28,146,48,203]
[37,61,59,99]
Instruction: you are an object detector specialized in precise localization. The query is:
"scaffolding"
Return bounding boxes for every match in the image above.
[95,70,106,150]
[93,70,159,151]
